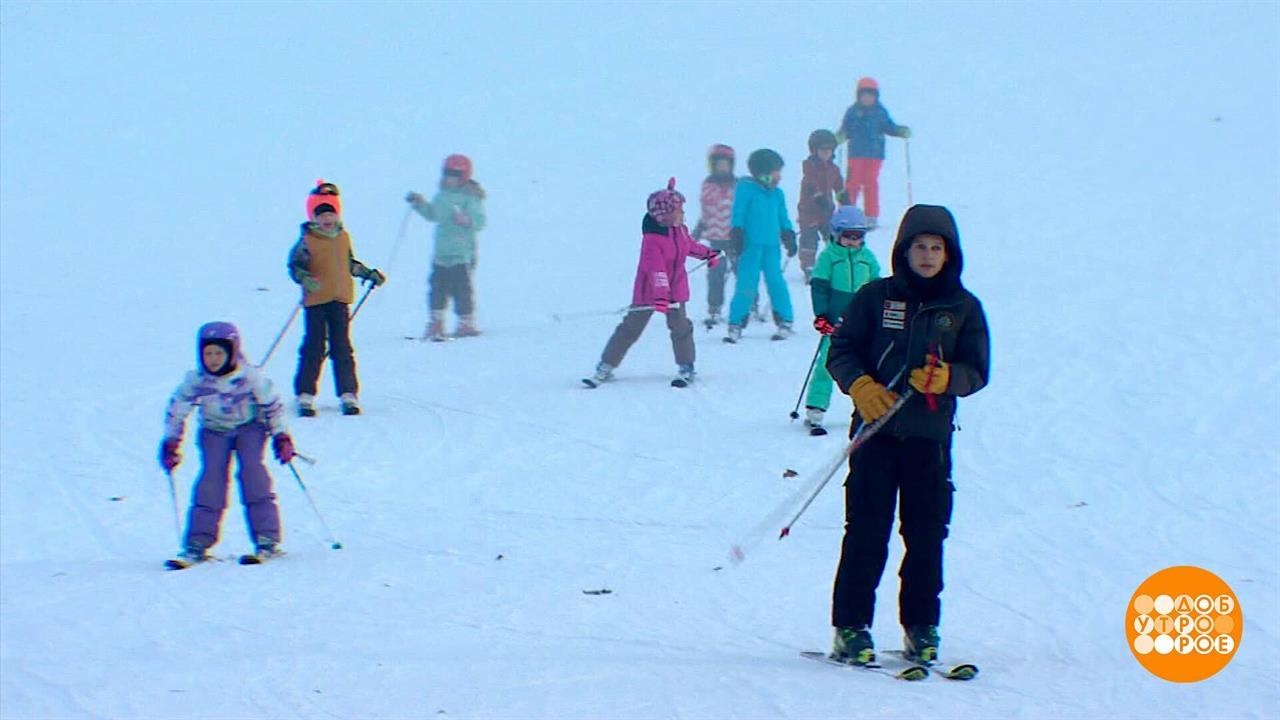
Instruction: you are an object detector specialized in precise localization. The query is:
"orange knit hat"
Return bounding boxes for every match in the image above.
[306,179,342,218]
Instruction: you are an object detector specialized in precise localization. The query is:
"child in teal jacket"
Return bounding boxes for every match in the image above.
[804,206,880,434]
[407,154,487,341]
[725,149,797,343]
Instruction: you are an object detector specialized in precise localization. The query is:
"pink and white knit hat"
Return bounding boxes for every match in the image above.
[646,177,686,226]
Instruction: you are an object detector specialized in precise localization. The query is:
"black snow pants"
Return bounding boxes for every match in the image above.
[831,433,954,629]
[294,301,358,397]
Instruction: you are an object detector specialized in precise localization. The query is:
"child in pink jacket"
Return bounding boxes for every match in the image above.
[584,178,719,389]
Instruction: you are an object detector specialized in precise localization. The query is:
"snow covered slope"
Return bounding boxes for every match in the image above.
[2,2,1278,718]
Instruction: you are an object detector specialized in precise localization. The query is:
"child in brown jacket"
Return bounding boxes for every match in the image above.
[287,180,386,416]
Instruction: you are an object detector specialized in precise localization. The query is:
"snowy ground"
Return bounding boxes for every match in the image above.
[2,2,1278,719]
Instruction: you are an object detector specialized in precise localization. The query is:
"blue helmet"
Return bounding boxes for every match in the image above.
[830,205,869,233]
[197,321,241,374]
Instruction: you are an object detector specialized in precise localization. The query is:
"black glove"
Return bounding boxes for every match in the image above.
[836,191,851,206]
[364,268,387,287]
[781,229,797,257]
[729,227,745,255]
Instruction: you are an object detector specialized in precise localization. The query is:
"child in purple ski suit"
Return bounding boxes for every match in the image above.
[586,178,720,388]
[159,322,296,566]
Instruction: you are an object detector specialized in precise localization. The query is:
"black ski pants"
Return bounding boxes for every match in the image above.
[294,301,358,397]
[430,263,475,316]
[831,433,954,629]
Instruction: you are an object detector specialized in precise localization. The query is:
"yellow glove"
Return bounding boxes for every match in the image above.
[909,355,950,394]
[848,375,899,424]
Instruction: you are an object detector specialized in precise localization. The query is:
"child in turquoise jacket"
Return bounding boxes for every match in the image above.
[407,154,487,341]
[724,148,796,343]
[804,206,880,434]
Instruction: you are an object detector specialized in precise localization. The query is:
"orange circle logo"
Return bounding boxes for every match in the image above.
[1126,566,1242,682]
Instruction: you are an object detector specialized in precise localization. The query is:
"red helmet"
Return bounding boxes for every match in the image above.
[443,154,473,182]
[707,143,735,172]
[856,76,880,93]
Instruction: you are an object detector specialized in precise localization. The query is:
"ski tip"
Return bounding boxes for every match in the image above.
[897,666,929,681]
[945,664,979,680]
[581,378,598,389]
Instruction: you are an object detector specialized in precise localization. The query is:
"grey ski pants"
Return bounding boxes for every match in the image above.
[600,304,694,368]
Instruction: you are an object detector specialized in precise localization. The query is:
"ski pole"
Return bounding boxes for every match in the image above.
[348,283,376,323]
[286,461,343,550]
[687,250,723,276]
[385,206,413,276]
[777,389,916,540]
[789,338,825,420]
[258,302,302,367]
[551,304,655,323]
[164,469,182,547]
[904,138,914,207]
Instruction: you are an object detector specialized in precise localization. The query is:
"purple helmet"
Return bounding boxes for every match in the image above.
[830,205,870,233]
[646,177,686,226]
[197,321,241,374]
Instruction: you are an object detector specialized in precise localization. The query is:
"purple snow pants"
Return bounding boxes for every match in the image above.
[184,423,281,550]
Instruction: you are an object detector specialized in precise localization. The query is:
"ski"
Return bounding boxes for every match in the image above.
[801,651,928,681]
[298,407,317,418]
[887,651,979,680]
[931,663,979,681]
[163,554,223,571]
[581,378,600,389]
[671,377,692,388]
[722,336,737,344]
[808,426,829,436]
[238,550,285,565]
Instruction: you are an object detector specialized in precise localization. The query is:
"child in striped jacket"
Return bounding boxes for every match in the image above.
[692,144,736,328]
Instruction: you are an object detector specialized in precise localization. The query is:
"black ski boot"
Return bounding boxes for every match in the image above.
[903,625,940,665]
[831,626,875,665]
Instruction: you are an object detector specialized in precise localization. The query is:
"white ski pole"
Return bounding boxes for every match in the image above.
[905,138,914,206]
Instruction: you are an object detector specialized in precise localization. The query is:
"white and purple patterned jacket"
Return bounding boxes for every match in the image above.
[164,362,286,438]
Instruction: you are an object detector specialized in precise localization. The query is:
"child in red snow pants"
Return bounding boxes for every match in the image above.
[845,158,884,221]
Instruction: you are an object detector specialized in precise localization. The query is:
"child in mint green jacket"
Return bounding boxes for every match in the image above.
[804,206,880,434]
[407,154,487,341]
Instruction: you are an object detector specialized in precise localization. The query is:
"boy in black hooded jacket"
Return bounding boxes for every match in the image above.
[824,204,990,666]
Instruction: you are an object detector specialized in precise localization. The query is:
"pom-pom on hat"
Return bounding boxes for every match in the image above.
[646,177,686,226]
[306,179,342,218]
